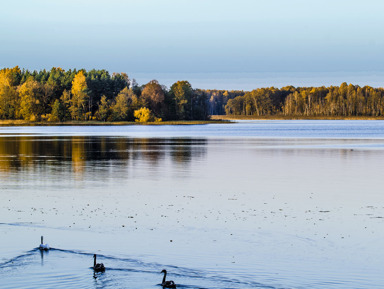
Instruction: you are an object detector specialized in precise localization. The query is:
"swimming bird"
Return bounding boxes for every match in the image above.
[93,254,105,272]
[161,269,176,288]
[39,236,50,250]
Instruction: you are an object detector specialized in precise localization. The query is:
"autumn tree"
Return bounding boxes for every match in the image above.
[170,81,193,120]
[141,80,165,117]
[49,99,65,122]
[60,89,72,121]
[70,71,89,120]
[134,107,154,122]
[96,95,110,121]
[0,67,20,119]
[18,77,44,121]
[110,88,131,121]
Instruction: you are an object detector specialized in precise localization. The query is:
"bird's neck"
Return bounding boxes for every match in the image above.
[162,272,166,284]
[94,257,96,267]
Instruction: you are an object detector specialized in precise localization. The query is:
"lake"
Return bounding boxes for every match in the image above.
[0,120,383,288]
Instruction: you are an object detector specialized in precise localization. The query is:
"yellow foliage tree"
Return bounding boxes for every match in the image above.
[111,87,131,121]
[134,107,162,122]
[134,107,152,122]
[0,67,20,119]
[18,77,43,121]
[70,71,89,120]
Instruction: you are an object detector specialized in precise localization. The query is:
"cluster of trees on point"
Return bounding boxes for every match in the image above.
[225,83,384,117]
[3,66,383,120]
[0,66,210,122]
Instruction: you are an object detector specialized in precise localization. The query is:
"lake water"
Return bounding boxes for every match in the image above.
[0,120,383,289]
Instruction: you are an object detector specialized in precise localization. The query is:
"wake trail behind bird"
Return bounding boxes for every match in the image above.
[0,247,278,288]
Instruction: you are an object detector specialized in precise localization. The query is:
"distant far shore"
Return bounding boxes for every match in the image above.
[0,120,227,126]
[211,115,384,120]
[1,117,383,126]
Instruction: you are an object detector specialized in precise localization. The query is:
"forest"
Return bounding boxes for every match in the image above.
[1,66,384,122]
[225,84,384,117]
[0,66,210,122]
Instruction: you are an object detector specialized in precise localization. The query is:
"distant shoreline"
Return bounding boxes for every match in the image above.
[0,120,227,126]
[211,115,384,121]
[1,117,383,126]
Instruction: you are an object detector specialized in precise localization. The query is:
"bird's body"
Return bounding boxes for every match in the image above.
[39,236,50,251]
[93,254,105,272]
[161,269,176,288]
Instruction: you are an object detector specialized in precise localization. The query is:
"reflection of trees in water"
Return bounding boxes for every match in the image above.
[0,136,207,176]
[170,139,207,164]
[71,137,85,175]
[132,138,163,164]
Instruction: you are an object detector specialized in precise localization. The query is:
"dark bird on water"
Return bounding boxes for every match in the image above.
[161,269,176,288]
[39,236,50,250]
[93,254,105,272]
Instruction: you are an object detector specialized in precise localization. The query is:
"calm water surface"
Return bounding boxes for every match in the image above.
[0,120,384,288]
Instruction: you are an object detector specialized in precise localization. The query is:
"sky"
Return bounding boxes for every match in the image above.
[1,0,384,89]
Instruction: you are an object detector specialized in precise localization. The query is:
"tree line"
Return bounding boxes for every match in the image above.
[0,66,210,122]
[3,66,383,120]
[225,83,384,117]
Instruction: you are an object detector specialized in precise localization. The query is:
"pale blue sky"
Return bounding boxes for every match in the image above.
[1,0,383,88]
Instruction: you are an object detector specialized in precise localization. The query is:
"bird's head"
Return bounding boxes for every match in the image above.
[161,269,167,274]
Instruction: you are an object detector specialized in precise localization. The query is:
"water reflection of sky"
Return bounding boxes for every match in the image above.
[1,120,384,139]
[1,122,384,288]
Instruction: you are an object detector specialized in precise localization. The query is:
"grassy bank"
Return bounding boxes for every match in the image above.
[211,115,384,120]
[0,119,227,126]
